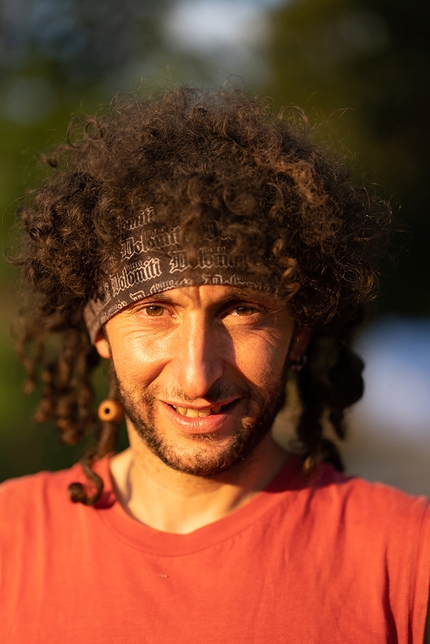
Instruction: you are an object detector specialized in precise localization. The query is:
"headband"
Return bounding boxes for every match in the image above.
[83,207,277,343]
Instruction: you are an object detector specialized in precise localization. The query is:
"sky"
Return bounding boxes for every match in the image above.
[163,0,285,79]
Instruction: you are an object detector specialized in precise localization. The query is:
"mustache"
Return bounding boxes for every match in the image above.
[163,381,253,405]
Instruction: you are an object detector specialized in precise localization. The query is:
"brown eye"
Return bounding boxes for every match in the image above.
[143,305,165,317]
[235,306,255,316]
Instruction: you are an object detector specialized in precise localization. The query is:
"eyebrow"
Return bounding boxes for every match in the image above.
[132,288,282,308]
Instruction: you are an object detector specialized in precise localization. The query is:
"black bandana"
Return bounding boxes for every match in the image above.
[84,207,277,343]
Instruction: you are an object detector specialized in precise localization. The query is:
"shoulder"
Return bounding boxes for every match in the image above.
[0,457,112,535]
[302,465,430,642]
[0,463,84,539]
[315,462,430,516]
[0,462,84,509]
[0,457,116,578]
[287,454,429,516]
[300,461,430,554]
[282,456,430,543]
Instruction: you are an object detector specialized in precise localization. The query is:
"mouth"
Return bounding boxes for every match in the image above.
[169,400,237,418]
[169,398,238,418]
[160,398,242,435]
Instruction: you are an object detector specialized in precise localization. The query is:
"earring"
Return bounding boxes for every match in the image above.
[290,354,307,372]
[98,399,123,423]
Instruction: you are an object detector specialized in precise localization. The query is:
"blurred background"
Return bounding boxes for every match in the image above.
[1,0,429,493]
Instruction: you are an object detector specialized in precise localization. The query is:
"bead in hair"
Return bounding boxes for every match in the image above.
[98,399,123,423]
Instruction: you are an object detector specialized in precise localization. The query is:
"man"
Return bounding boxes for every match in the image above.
[2,87,429,642]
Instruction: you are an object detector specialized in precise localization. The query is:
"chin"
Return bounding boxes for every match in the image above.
[140,421,273,477]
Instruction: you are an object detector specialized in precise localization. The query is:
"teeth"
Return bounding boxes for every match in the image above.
[197,408,211,417]
[173,405,223,417]
[187,408,200,418]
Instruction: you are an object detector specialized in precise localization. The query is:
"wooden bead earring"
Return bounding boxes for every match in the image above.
[98,399,123,423]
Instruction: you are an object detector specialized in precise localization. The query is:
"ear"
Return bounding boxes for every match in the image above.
[95,329,111,359]
[288,326,312,362]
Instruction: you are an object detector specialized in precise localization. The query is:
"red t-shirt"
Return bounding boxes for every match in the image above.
[1,454,429,643]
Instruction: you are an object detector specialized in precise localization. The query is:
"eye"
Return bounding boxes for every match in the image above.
[141,305,166,317]
[233,305,258,316]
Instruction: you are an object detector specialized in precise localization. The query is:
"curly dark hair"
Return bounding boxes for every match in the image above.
[11,87,391,504]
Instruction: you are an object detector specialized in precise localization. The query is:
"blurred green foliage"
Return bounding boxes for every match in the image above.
[1,0,429,480]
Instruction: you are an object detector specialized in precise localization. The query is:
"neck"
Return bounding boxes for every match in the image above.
[109,432,288,534]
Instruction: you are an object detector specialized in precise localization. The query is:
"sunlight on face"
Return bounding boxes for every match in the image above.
[96,285,295,475]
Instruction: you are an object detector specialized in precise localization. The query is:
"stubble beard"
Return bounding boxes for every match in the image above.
[114,370,288,478]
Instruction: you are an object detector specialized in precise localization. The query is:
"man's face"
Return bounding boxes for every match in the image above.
[96,285,296,476]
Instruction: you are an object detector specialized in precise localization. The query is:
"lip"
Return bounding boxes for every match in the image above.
[160,399,241,435]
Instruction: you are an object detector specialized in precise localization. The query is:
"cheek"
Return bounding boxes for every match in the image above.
[110,334,169,389]
[233,334,290,387]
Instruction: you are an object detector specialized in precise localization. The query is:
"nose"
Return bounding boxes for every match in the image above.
[170,313,224,400]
